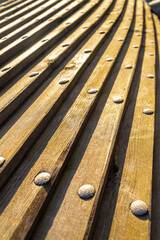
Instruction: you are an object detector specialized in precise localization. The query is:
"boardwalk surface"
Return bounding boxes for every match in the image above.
[0,0,160,239]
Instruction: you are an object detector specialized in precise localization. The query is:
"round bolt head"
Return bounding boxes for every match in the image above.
[130,200,148,216]
[99,31,105,34]
[62,43,69,47]
[21,36,27,39]
[143,109,154,115]
[1,66,11,72]
[34,172,51,186]
[29,72,39,77]
[59,79,69,84]
[125,64,132,69]
[88,89,98,94]
[147,74,154,78]
[0,157,5,167]
[78,184,95,199]
[106,58,113,62]
[113,97,124,104]
[41,39,48,42]
[118,38,123,41]
[132,45,138,48]
[84,49,92,53]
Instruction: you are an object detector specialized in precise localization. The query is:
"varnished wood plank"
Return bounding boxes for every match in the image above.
[109,2,156,239]
[0,0,135,238]
[0,0,111,122]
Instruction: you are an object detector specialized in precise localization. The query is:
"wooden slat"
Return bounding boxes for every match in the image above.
[0,0,124,188]
[0,0,135,239]
[0,0,110,121]
[31,0,144,239]
[108,2,156,239]
[0,0,29,12]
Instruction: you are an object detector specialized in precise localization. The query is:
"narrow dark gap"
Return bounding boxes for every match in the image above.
[150,16,160,240]
[0,0,127,138]
[91,6,146,240]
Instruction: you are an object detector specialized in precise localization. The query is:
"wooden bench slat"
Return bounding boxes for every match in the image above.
[108,2,156,239]
[0,0,135,239]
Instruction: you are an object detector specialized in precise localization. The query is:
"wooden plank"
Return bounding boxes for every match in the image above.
[0,0,135,238]
[0,0,43,20]
[0,0,72,49]
[0,0,126,194]
[0,0,59,28]
[0,0,76,38]
[31,0,144,239]
[0,0,111,121]
[0,0,93,64]
[108,2,156,239]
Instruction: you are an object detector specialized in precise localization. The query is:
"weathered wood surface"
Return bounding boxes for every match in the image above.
[0,0,159,239]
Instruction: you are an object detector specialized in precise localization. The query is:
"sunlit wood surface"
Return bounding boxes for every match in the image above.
[0,0,160,239]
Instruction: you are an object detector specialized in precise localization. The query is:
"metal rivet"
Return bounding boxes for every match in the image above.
[78,184,95,199]
[136,33,141,36]
[66,21,71,25]
[138,23,142,26]
[149,53,154,56]
[99,30,105,34]
[128,17,131,20]
[118,38,123,41]
[147,74,154,78]
[150,40,154,43]
[106,58,113,62]
[34,172,51,186]
[143,109,154,115]
[48,18,53,21]
[2,37,7,40]
[123,27,128,29]
[0,157,5,167]
[1,66,11,72]
[21,36,27,39]
[29,72,39,77]
[41,39,48,42]
[130,200,148,216]
[62,43,69,47]
[88,89,98,94]
[113,97,124,103]
[65,7,69,10]
[125,64,132,69]
[82,26,87,29]
[108,20,114,23]
[80,11,84,13]
[35,18,40,21]
[59,79,69,84]
[132,45,138,48]
[95,15,99,18]
[84,49,92,53]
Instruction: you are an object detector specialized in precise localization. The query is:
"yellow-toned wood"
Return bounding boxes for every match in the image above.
[109,2,156,239]
[0,0,134,238]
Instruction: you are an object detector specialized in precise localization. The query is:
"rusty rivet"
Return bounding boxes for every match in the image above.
[130,200,148,216]
[59,79,69,84]
[143,109,154,115]
[132,45,138,48]
[118,38,123,41]
[0,157,5,167]
[113,97,124,104]
[84,49,92,53]
[34,172,51,186]
[147,74,154,78]
[99,30,105,34]
[125,65,132,69]
[78,184,95,199]
[88,89,98,94]
[62,43,69,47]
[21,36,27,39]
[1,66,11,72]
[106,58,113,62]
[29,72,39,77]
